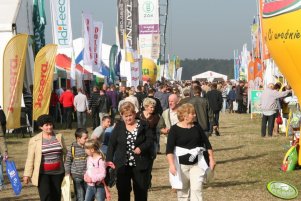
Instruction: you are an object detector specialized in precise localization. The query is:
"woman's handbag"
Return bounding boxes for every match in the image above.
[276,113,283,125]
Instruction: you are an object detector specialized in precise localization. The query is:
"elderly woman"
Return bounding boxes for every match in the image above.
[23,114,66,201]
[137,98,160,187]
[166,103,215,201]
[107,102,153,201]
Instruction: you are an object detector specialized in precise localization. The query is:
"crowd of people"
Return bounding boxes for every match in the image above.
[0,79,288,201]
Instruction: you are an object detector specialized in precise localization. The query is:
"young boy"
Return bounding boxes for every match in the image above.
[91,116,111,146]
[64,128,89,201]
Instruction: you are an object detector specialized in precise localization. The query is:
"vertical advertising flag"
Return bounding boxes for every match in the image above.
[3,34,28,129]
[117,0,139,50]
[82,12,93,71]
[93,21,103,73]
[50,0,73,48]
[138,0,160,60]
[33,44,58,120]
[33,0,46,54]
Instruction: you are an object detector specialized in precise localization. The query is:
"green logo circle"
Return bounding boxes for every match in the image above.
[267,181,298,200]
[143,1,154,13]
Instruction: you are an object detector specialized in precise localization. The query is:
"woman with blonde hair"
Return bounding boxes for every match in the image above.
[166,103,216,201]
[107,102,153,201]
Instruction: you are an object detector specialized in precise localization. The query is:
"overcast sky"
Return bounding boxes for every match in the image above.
[45,1,257,60]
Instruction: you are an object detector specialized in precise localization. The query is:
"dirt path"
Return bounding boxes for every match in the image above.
[0,113,299,201]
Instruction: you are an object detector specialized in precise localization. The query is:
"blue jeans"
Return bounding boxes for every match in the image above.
[77,111,87,129]
[85,185,105,201]
[0,159,3,186]
[73,177,87,201]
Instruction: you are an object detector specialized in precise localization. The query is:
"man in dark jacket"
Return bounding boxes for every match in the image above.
[206,83,223,136]
[236,81,244,114]
[89,86,100,129]
[189,86,213,137]
[135,85,147,107]
[98,90,112,125]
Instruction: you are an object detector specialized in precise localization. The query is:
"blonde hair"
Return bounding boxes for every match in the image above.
[119,101,136,115]
[84,139,105,160]
[177,103,195,122]
[143,97,156,108]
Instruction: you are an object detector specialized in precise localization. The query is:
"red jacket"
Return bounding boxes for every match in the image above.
[59,90,74,108]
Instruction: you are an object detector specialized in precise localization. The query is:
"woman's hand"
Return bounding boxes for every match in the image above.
[23,176,30,184]
[133,147,141,155]
[106,161,115,169]
[209,159,216,170]
[169,164,177,176]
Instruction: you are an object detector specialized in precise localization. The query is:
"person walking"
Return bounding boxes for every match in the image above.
[166,103,216,201]
[98,90,111,125]
[158,94,180,148]
[60,87,75,129]
[189,86,213,137]
[89,86,101,130]
[74,88,89,128]
[106,102,153,201]
[260,83,292,137]
[206,83,223,136]
[23,114,66,201]
[64,128,89,201]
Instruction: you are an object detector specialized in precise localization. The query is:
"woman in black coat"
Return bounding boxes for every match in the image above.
[106,101,153,201]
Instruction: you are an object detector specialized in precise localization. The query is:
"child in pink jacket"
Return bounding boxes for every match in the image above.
[84,139,110,201]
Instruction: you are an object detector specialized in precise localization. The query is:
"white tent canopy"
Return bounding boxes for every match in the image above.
[192,71,227,82]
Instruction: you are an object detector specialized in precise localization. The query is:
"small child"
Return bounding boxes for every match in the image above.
[64,128,89,201]
[84,139,110,201]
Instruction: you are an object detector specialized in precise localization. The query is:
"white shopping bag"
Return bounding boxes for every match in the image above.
[233,101,238,111]
[61,175,73,201]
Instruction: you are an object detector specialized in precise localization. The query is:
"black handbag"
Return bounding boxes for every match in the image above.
[104,167,117,188]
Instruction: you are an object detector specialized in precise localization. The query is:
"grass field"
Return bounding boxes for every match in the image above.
[0,112,300,201]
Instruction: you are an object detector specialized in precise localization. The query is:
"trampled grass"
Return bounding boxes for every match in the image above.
[0,112,300,201]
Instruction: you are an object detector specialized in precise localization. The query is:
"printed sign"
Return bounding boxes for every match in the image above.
[251,90,263,114]
[267,181,298,200]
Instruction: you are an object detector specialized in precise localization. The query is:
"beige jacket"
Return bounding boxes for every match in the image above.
[23,132,66,186]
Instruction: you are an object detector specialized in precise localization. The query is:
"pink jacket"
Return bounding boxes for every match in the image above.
[84,156,106,186]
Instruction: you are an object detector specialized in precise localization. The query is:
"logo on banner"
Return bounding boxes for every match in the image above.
[35,62,49,109]
[143,1,154,17]
[56,0,69,46]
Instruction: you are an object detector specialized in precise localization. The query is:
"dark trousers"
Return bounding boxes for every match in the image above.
[237,99,244,113]
[92,109,100,130]
[64,107,73,129]
[261,114,276,137]
[1,124,6,136]
[116,166,148,201]
[37,173,64,201]
[209,111,220,133]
